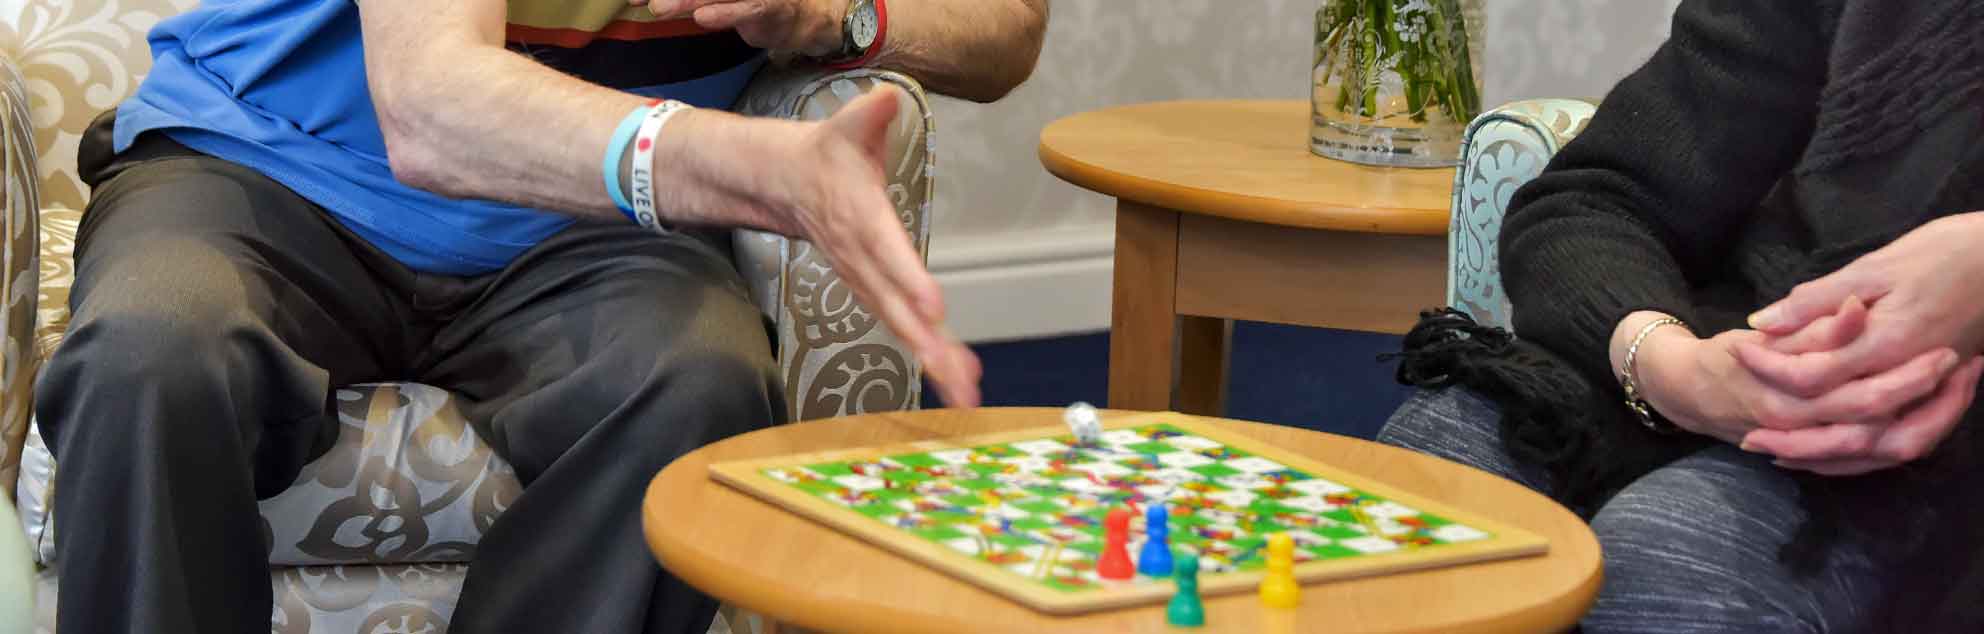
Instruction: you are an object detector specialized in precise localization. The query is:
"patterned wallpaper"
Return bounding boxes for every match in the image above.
[929,0,1684,240]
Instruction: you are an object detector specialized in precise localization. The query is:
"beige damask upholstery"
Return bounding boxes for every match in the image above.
[19,382,516,567]
[2,1,935,632]
[1447,98,1598,330]
[0,53,37,511]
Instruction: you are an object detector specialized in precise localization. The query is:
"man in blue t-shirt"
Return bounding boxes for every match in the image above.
[42,1,1045,632]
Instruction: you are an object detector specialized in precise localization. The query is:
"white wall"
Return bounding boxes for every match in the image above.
[931,0,1684,342]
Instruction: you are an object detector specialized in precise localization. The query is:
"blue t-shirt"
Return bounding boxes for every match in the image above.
[118,0,766,275]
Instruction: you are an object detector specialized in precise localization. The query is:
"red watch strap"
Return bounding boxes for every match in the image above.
[826,0,887,70]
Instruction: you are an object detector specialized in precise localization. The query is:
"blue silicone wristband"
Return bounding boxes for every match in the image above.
[603,104,650,217]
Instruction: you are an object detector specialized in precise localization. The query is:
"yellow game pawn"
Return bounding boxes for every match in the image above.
[1258,533,1300,608]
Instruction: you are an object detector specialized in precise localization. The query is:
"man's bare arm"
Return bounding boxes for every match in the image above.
[358,0,788,228]
[355,0,983,407]
[656,0,1050,102]
[876,0,1049,102]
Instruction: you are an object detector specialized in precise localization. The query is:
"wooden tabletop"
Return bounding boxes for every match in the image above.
[1038,100,1455,236]
[644,408,1601,634]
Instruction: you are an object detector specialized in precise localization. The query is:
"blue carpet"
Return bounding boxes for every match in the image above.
[923,322,1411,440]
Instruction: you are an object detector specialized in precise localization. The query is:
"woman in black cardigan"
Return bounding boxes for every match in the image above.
[1381,0,1982,631]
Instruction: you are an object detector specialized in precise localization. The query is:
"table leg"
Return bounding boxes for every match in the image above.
[1175,316,1231,416]
[1109,200,1187,412]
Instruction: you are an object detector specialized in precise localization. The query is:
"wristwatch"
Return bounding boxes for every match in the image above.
[823,0,886,69]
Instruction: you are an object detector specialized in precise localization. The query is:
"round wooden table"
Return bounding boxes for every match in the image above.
[644,408,1600,634]
[1039,100,1454,416]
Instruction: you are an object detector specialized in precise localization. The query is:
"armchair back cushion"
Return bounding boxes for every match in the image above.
[1447,98,1597,330]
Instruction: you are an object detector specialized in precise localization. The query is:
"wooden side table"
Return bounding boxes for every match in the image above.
[1039,101,1454,415]
[644,408,1601,634]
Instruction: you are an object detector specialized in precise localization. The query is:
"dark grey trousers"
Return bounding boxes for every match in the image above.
[1380,388,1892,633]
[37,118,785,633]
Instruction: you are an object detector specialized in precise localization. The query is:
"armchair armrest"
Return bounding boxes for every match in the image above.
[0,55,41,500]
[731,65,934,421]
[1447,98,1597,331]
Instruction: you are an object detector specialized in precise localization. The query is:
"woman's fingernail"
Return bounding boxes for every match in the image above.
[1941,350,1961,373]
[1739,439,1760,452]
[1747,306,1779,329]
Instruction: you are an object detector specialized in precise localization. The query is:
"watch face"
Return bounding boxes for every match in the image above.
[850,3,879,49]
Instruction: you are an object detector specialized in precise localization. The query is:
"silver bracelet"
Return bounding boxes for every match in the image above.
[1620,317,1687,433]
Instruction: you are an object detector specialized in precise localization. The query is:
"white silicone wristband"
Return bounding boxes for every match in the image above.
[627,100,692,232]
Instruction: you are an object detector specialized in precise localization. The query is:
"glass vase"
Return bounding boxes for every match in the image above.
[1311,0,1484,168]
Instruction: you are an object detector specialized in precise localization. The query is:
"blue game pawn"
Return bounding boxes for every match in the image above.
[1138,505,1173,577]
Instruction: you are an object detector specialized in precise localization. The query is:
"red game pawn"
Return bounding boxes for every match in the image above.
[1097,508,1135,580]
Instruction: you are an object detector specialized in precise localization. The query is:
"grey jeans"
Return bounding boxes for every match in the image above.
[1379,388,1890,633]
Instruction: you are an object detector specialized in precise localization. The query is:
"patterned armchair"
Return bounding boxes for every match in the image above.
[1,2,934,633]
[1447,98,1599,330]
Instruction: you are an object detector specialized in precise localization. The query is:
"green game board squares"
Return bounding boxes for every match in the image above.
[1171,513,1215,528]
[1250,519,1290,534]
[852,504,898,519]
[887,453,945,468]
[1314,525,1365,540]
[1066,540,1104,555]
[927,510,977,524]
[964,463,1007,477]
[869,487,917,502]
[955,477,1003,491]
[944,494,987,508]
[1190,463,1242,478]
[1249,499,1298,515]
[1122,441,1178,455]
[1013,499,1064,514]
[914,525,969,542]
[1010,517,1056,531]
[882,470,933,485]
[805,462,854,477]
[1418,514,1454,527]
[1307,543,1363,559]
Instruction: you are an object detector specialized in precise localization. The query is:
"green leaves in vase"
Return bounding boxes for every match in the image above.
[1316,0,1481,126]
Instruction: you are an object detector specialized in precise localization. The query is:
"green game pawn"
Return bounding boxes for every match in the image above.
[1166,554,1205,627]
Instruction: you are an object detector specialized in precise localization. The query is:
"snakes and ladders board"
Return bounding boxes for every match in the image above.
[709,412,1548,614]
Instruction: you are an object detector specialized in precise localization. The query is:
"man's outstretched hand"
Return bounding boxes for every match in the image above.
[674,86,982,408]
[796,86,981,408]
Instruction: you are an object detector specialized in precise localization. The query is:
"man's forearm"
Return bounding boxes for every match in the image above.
[872,0,1048,102]
[371,41,628,219]
[366,29,791,231]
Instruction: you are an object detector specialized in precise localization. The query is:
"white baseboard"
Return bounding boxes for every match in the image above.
[930,227,1114,344]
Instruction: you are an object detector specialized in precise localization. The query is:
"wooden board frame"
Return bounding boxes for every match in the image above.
[709,412,1549,615]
